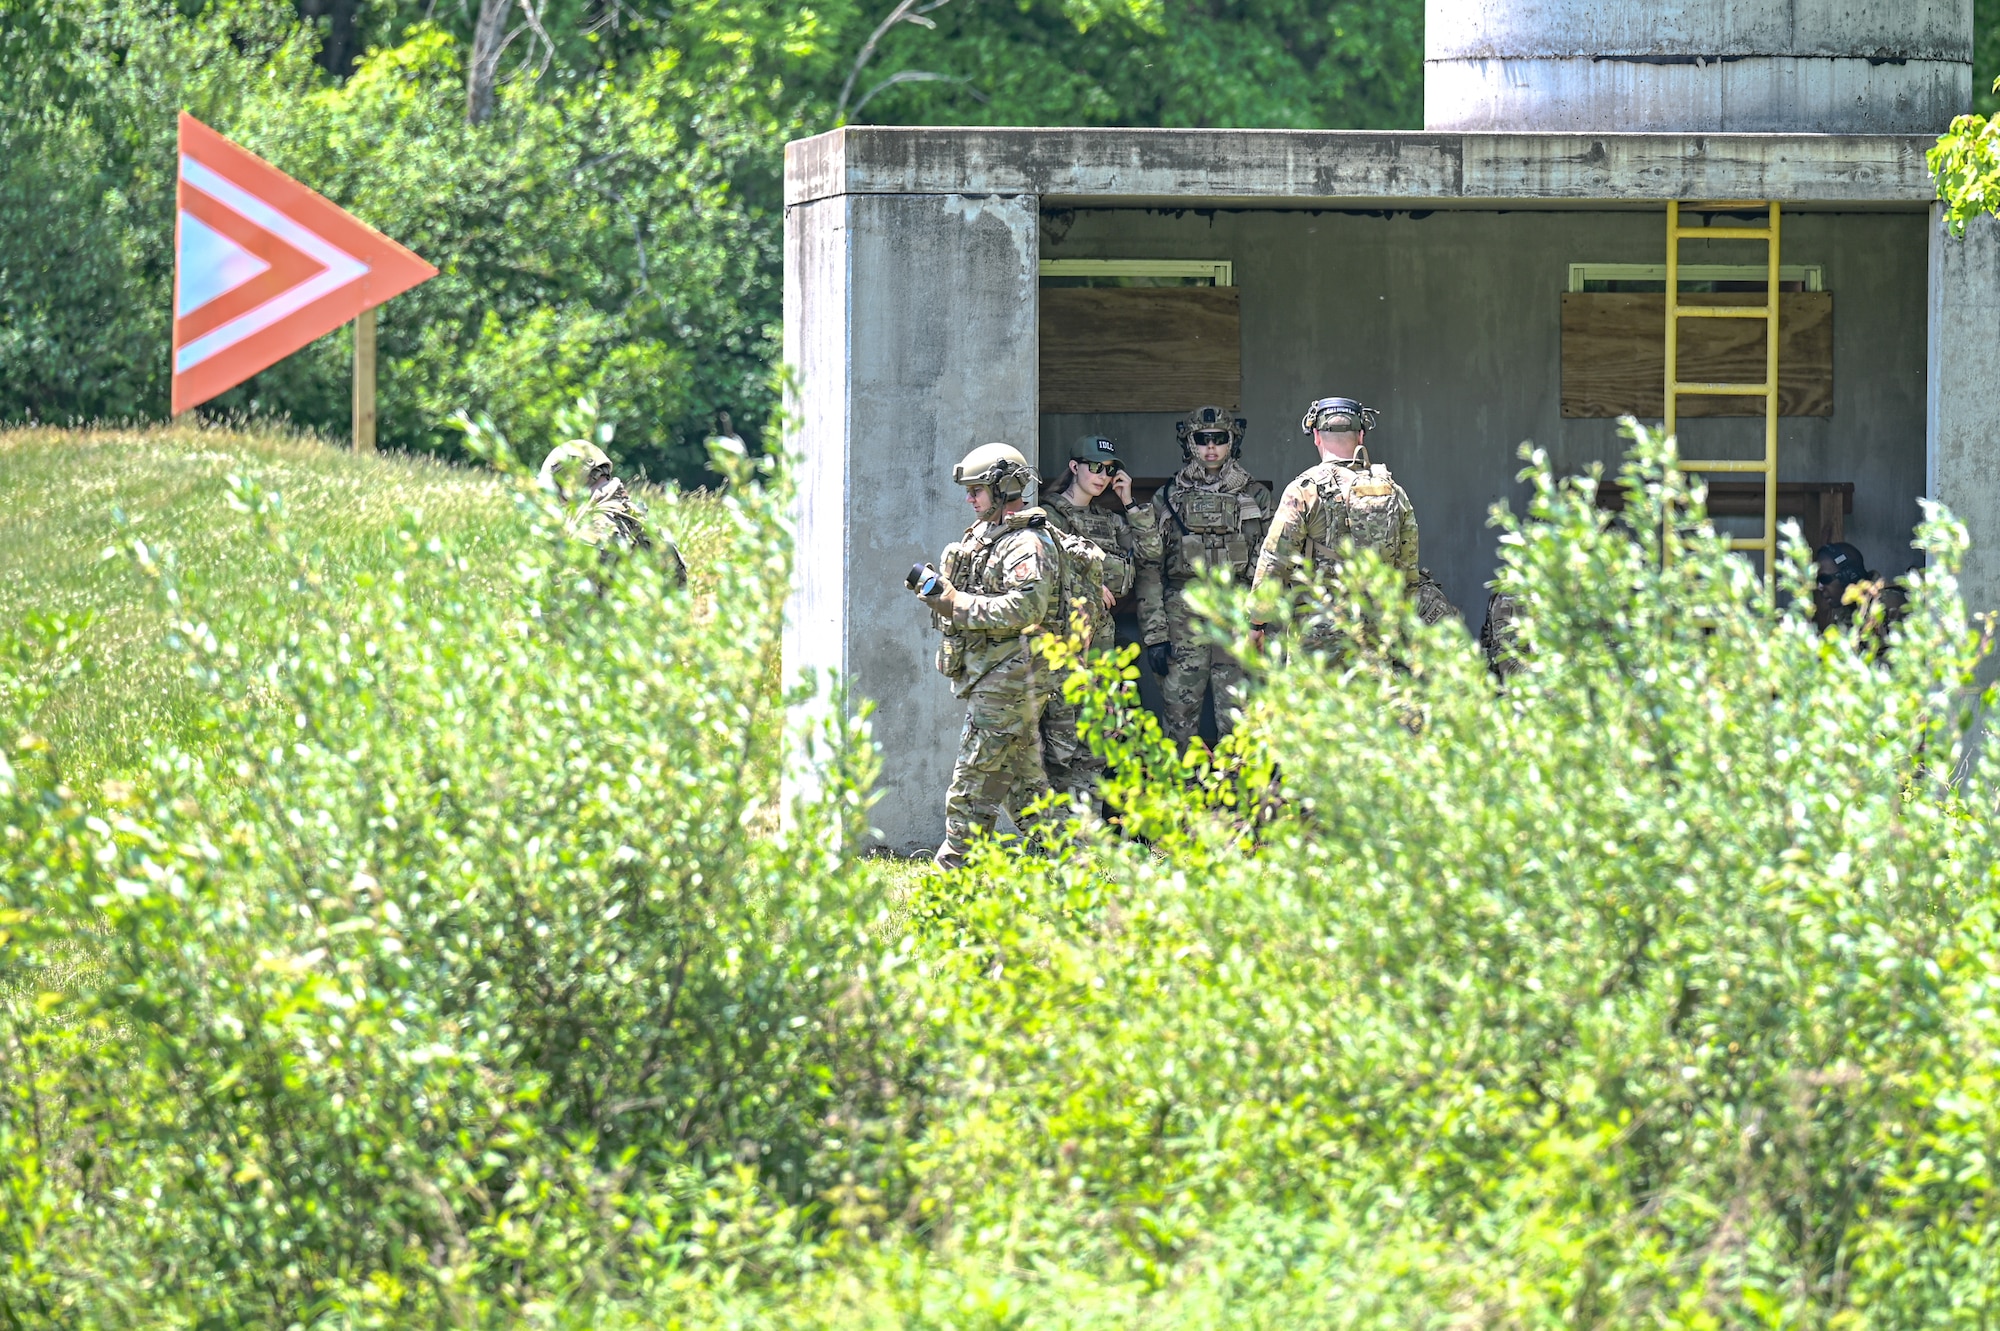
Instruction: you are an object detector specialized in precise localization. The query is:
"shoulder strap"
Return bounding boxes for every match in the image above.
[1158,487,1193,537]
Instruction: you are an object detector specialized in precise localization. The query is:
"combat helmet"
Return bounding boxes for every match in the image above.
[952,442,1038,500]
[1301,396,1380,436]
[1176,405,1248,460]
[538,440,615,499]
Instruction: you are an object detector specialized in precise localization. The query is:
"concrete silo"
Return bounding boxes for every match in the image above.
[1426,0,1971,134]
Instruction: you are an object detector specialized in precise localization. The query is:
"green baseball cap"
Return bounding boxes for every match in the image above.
[1066,434,1124,469]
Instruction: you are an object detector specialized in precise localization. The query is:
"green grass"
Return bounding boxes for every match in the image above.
[0,424,726,780]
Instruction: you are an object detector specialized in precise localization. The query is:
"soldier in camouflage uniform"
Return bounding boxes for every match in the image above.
[1249,397,1420,657]
[1037,434,1164,799]
[1148,407,1273,745]
[1480,590,1526,679]
[910,443,1064,870]
[538,441,688,584]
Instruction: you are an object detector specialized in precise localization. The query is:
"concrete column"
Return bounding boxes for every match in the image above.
[1927,205,2000,621]
[783,191,1041,854]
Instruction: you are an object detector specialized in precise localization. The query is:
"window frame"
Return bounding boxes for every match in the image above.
[1567,262,1824,293]
[1039,259,1235,286]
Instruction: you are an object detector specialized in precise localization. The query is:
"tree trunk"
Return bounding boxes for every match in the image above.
[466,0,510,125]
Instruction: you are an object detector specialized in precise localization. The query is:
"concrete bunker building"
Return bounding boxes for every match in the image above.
[784,0,1998,853]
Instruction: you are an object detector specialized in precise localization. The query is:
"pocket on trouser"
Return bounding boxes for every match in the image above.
[971,724,1019,800]
[968,681,1041,734]
[1041,700,1082,773]
[946,723,1017,820]
[1161,644,1211,710]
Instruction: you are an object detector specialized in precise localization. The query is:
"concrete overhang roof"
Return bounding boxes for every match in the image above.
[785,126,1939,211]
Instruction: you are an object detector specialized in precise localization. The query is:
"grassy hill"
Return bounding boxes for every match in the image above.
[0,425,718,779]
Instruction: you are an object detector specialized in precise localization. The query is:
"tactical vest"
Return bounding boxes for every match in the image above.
[1046,528,1106,643]
[1164,485,1264,579]
[933,513,1068,678]
[1047,499,1137,599]
[1307,463,1402,563]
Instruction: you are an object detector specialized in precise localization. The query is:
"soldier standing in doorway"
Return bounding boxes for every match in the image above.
[1148,406,1273,745]
[1249,396,1419,657]
[908,443,1063,870]
[1037,434,1164,798]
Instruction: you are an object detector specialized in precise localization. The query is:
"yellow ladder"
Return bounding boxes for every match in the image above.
[1665,200,1781,592]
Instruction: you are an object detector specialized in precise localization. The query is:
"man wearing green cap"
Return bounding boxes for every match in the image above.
[1037,434,1163,799]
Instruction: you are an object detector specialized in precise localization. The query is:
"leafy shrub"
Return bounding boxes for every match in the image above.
[1931,86,2000,236]
[0,437,917,1322]
[887,425,2000,1325]
[2,423,2000,1327]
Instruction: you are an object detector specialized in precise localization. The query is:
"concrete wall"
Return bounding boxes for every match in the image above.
[1929,207,2000,630]
[788,127,1936,210]
[783,192,1041,855]
[1041,206,1931,620]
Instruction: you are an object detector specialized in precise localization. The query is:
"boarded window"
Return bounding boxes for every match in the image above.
[1039,277,1242,413]
[1560,291,1834,418]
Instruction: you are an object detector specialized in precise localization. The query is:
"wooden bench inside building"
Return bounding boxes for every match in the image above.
[1594,480,1852,550]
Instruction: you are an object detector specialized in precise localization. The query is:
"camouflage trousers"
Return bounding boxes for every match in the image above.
[1160,587,1244,746]
[938,650,1051,869]
[1041,646,1116,802]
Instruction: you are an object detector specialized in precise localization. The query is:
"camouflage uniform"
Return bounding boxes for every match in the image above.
[1253,456,1419,651]
[1152,455,1272,744]
[1252,397,1422,656]
[1480,591,1526,679]
[1036,445,1163,798]
[539,441,688,584]
[917,444,1063,869]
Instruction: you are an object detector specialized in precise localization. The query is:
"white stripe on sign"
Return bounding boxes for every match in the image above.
[176,211,271,317]
[175,155,370,373]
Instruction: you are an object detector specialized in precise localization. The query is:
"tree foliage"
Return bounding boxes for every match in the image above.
[1933,88,2000,236]
[1930,3,2000,226]
[0,0,1421,482]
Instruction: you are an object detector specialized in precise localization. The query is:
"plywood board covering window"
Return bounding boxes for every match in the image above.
[1040,285,1242,413]
[1561,291,1833,418]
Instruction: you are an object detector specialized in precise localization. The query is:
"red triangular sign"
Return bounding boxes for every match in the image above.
[172,113,437,414]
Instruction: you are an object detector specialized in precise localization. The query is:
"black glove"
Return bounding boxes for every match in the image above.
[1145,641,1173,675]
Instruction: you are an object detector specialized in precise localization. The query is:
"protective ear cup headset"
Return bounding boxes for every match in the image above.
[952,442,1039,501]
[1301,397,1380,436]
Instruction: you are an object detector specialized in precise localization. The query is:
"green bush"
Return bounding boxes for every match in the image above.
[0,438,916,1322]
[1,423,1998,1326]
[879,425,2000,1325]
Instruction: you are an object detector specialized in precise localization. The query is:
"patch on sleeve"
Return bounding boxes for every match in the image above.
[1007,555,1040,583]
